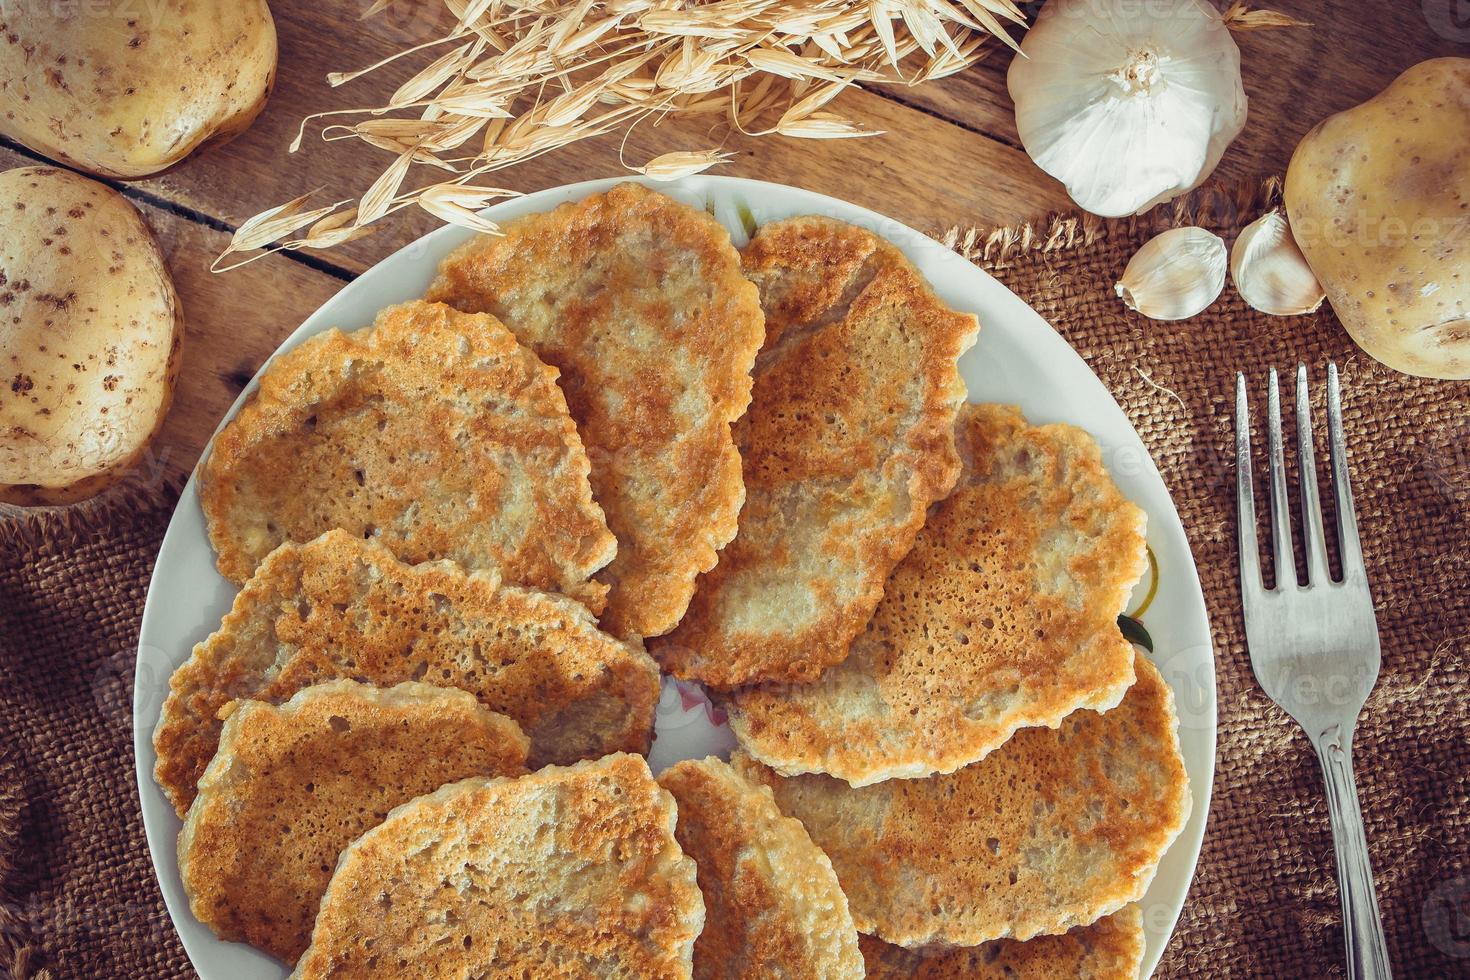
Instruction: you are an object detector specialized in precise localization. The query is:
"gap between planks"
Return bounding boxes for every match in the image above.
[0,80,1023,283]
[0,134,357,283]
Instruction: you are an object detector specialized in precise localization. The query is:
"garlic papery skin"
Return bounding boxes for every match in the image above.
[1116,227,1227,320]
[1007,0,1248,218]
[1231,209,1326,316]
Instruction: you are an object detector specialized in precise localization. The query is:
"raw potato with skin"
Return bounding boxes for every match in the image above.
[0,1,277,180]
[1285,57,1470,379]
[0,167,182,506]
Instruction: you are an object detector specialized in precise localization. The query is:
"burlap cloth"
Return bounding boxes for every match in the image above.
[1,177,1467,978]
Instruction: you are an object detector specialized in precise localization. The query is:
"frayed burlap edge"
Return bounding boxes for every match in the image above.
[940,176,1284,267]
[0,477,181,978]
[0,477,183,557]
[1,475,183,978]
[0,750,49,980]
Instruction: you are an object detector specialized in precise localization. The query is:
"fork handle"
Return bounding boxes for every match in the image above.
[1314,725,1392,980]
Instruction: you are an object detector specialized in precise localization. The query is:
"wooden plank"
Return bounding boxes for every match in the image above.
[890,4,1468,192]
[0,0,1075,485]
[877,55,1023,151]
[23,1,1449,480]
[119,0,1072,275]
[0,146,345,485]
[125,213,343,486]
[9,3,1458,279]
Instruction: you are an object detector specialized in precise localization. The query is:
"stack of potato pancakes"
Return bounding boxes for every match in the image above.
[156,183,1188,979]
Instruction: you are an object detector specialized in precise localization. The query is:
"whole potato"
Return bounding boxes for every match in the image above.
[0,0,276,180]
[0,167,182,506]
[1285,58,1470,379]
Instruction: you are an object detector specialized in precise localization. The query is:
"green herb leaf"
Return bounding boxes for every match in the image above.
[1117,613,1154,652]
[1125,544,1159,619]
[734,200,757,239]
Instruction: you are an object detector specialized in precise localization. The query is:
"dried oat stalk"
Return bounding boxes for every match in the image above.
[1220,2,1312,30]
[216,0,1025,269]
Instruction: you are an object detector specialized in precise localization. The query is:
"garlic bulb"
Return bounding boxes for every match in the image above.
[1007,0,1248,218]
[1231,209,1326,316]
[1116,227,1227,320]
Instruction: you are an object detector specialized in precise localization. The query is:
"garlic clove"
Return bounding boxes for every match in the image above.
[1230,209,1326,316]
[1115,227,1227,321]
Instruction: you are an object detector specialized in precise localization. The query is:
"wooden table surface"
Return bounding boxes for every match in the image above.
[2,1,1460,489]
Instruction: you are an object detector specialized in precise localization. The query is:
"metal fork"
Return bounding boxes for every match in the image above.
[1235,364,1391,980]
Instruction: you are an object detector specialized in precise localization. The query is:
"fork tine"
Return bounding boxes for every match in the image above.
[1327,363,1364,580]
[1267,369,1296,589]
[1235,373,1263,591]
[1295,364,1331,584]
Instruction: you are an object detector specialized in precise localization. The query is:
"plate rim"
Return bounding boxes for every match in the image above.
[134,173,1217,978]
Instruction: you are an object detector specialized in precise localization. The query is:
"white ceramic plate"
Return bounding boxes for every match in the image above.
[134,175,1216,979]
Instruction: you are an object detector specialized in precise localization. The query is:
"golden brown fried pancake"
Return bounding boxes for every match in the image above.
[728,404,1146,784]
[153,530,659,816]
[859,905,1145,979]
[427,183,764,639]
[291,754,704,979]
[653,216,978,686]
[199,299,615,609]
[657,757,863,980]
[178,681,528,964]
[733,656,1189,947]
